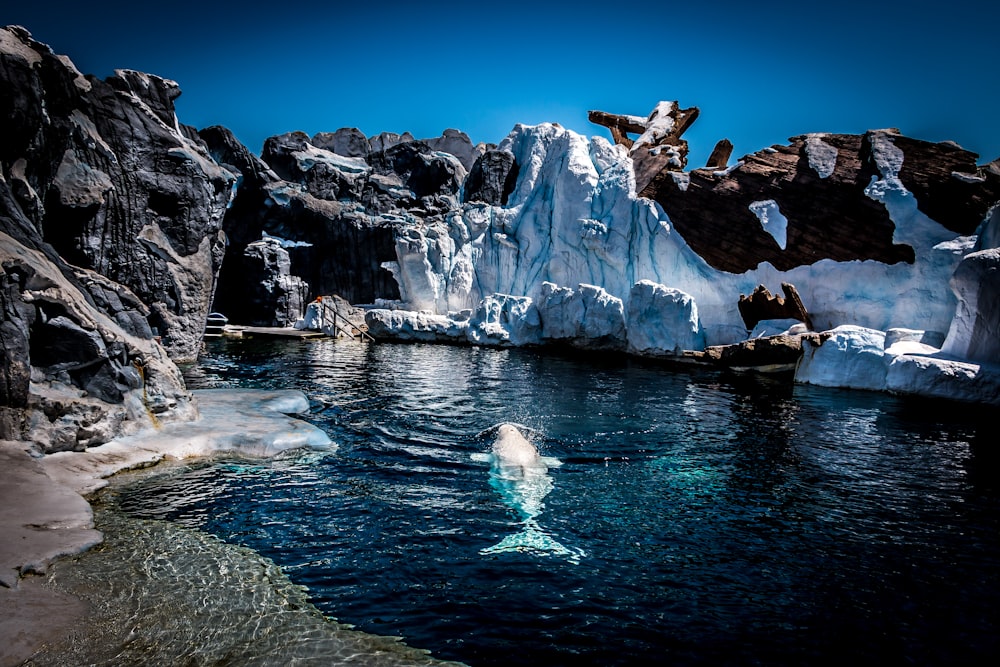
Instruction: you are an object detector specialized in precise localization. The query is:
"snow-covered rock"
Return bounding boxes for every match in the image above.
[625,280,705,356]
[795,325,891,391]
[381,122,987,354]
[364,309,468,342]
[792,319,1000,404]
[467,294,541,346]
[364,293,542,347]
[804,134,838,179]
[886,355,1000,405]
[940,248,1000,363]
[537,282,625,349]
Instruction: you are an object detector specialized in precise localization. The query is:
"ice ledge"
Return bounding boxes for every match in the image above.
[40,389,333,497]
[1,389,330,584]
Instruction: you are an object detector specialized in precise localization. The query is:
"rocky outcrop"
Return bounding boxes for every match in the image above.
[239,237,310,328]
[0,214,195,450]
[1,26,235,361]
[701,332,827,374]
[738,283,812,330]
[201,125,490,324]
[639,129,1000,274]
[464,150,519,205]
[705,139,733,169]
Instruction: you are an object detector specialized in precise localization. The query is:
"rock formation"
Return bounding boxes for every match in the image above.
[640,129,1000,274]
[200,126,493,326]
[4,25,1000,409]
[0,26,234,361]
[1,200,195,449]
[239,236,310,328]
[738,283,813,331]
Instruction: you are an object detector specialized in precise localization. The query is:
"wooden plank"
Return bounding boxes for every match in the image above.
[239,327,325,339]
[588,110,648,135]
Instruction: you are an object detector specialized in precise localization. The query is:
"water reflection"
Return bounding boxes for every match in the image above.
[123,338,1000,667]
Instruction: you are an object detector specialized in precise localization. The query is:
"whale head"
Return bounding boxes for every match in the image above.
[492,423,542,469]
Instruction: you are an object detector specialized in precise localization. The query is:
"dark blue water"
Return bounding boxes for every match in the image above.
[120,337,1000,666]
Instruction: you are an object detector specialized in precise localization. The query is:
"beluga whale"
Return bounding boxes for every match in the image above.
[472,423,584,563]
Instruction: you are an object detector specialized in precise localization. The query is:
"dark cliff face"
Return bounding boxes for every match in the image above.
[200,126,402,324]
[641,130,1000,274]
[200,126,487,325]
[2,171,194,449]
[1,25,234,360]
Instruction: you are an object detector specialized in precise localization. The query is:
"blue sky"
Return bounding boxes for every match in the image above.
[6,1,998,166]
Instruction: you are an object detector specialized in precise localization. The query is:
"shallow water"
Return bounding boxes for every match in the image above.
[117,337,999,666]
[31,500,460,666]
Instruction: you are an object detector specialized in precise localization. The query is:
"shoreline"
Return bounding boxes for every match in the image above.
[3,387,463,666]
[0,389,337,666]
[22,486,463,666]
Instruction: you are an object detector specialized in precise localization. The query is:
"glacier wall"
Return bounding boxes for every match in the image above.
[380,123,974,347]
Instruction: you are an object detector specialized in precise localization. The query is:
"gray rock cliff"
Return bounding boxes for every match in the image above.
[1,25,235,361]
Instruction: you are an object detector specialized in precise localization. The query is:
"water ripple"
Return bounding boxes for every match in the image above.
[114,339,1000,666]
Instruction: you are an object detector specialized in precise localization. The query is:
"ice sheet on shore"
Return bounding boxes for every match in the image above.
[40,389,332,497]
[795,324,1000,404]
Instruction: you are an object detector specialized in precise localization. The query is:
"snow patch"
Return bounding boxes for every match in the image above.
[631,101,677,152]
[262,232,313,248]
[749,200,789,249]
[951,171,986,184]
[804,134,838,178]
[670,171,690,192]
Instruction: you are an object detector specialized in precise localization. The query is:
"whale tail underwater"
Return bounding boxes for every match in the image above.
[478,518,584,562]
[473,423,585,563]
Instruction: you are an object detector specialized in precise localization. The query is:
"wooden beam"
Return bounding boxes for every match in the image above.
[609,127,634,149]
[705,138,734,169]
[588,110,648,135]
[673,106,700,139]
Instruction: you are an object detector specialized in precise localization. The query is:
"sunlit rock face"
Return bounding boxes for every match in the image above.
[0,219,196,450]
[0,26,235,361]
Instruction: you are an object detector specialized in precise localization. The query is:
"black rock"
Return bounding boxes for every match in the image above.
[464,149,519,205]
[1,26,235,361]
